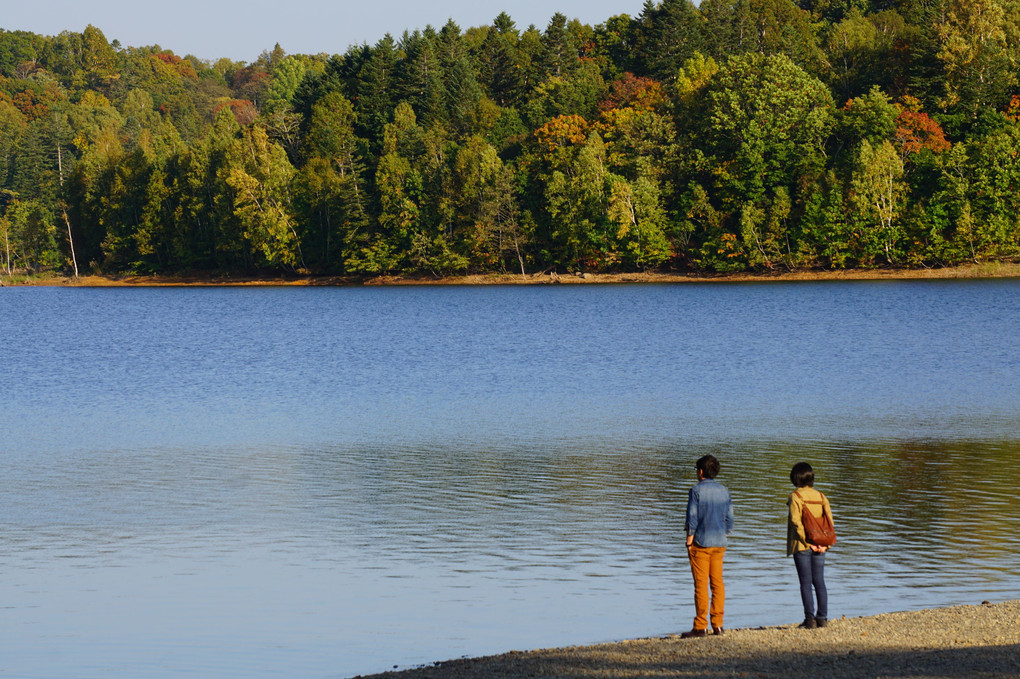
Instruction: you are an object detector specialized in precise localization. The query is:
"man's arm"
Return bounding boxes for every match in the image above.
[685,486,698,547]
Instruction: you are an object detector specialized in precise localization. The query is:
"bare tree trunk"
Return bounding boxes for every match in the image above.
[56,141,79,278]
[4,225,11,275]
[513,234,526,280]
[63,208,79,278]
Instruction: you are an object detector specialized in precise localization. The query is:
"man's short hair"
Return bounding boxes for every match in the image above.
[696,454,720,479]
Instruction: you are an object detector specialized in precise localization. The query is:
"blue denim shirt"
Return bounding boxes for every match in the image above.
[686,478,734,548]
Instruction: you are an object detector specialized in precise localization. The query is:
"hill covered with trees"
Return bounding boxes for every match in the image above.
[2,0,1020,279]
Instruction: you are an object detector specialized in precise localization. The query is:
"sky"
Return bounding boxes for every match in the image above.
[5,0,649,63]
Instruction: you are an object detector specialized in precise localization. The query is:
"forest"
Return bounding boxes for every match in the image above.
[2,0,1020,278]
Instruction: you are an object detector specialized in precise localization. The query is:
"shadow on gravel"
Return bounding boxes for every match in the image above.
[551,644,1017,679]
[366,643,1020,679]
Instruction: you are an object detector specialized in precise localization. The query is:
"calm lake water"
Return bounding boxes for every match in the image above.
[1,280,1019,678]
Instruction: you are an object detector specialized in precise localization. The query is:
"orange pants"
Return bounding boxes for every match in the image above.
[688,544,726,630]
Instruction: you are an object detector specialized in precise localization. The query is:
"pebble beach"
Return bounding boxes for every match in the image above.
[357,600,1020,679]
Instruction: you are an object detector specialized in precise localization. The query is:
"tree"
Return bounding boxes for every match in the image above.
[478,15,524,107]
[691,53,834,269]
[0,99,28,189]
[935,125,1020,261]
[222,125,303,269]
[825,9,880,101]
[4,198,59,270]
[607,172,672,268]
[701,0,826,72]
[453,136,527,274]
[541,13,579,79]
[935,0,1017,116]
[543,131,613,268]
[894,108,951,159]
[839,86,899,148]
[299,91,369,269]
[850,139,905,264]
[523,60,607,127]
[264,56,309,111]
[355,35,399,150]
[398,30,447,125]
[635,0,705,80]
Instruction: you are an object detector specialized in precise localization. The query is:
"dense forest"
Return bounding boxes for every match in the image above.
[2,0,1020,278]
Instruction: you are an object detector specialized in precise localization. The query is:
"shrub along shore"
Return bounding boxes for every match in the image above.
[4,261,1020,287]
[356,600,1020,679]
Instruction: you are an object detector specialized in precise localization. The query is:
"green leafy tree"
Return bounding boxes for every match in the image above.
[931,125,1020,261]
[0,99,28,189]
[593,14,642,76]
[4,198,59,269]
[935,0,1018,117]
[452,135,527,274]
[298,91,369,269]
[264,56,309,111]
[0,29,46,77]
[692,52,834,269]
[839,86,899,146]
[825,9,880,101]
[221,124,303,269]
[850,139,906,264]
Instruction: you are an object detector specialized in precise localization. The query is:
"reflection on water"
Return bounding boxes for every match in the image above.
[1,282,1019,678]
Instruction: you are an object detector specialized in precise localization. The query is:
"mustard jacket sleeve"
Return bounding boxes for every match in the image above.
[787,492,807,556]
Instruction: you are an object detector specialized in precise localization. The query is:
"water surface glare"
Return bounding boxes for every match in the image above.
[1,281,1019,678]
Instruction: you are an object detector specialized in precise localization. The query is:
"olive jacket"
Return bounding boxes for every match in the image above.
[787,486,833,556]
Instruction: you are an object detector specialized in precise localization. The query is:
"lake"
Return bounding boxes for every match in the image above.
[1,280,1018,678]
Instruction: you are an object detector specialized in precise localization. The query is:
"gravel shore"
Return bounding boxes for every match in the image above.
[357,600,1019,679]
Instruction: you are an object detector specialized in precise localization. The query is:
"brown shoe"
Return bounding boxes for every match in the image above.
[712,627,724,635]
[799,617,817,629]
[680,628,708,638]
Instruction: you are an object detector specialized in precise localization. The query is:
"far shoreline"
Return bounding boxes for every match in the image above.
[3,261,1020,288]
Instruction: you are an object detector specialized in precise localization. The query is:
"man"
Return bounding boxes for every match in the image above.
[682,454,733,638]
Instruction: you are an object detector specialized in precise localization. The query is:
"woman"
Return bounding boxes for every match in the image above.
[787,461,833,629]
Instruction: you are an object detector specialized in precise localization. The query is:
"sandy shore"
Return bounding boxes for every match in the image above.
[3,261,1020,287]
[356,600,1020,679]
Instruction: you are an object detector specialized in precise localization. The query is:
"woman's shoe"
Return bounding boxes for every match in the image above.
[815,617,827,628]
[799,617,817,629]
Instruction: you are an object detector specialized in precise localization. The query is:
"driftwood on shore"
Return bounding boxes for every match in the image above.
[357,600,1020,679]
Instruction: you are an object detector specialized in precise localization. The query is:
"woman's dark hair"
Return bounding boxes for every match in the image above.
[790,462,814,488]
[697,455,720,479]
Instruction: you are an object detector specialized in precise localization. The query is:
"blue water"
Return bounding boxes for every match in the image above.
[1,280,1018,678]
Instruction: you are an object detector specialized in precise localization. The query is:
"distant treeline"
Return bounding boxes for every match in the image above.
[2,0,1020,277]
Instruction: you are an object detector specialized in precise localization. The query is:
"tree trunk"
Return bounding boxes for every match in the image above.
[63,208,79,278]
[56,139,79,277]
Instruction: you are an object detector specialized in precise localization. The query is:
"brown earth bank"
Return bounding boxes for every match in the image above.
[3,262,1020,287]
[355,600,1020,679]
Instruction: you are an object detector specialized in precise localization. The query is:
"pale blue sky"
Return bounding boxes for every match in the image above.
[5,0,648,63]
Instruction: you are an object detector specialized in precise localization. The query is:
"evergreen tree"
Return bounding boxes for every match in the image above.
[354,36,399,151]
[540,13,579,80]
[635,0,706,81]
[478,15,523,107]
